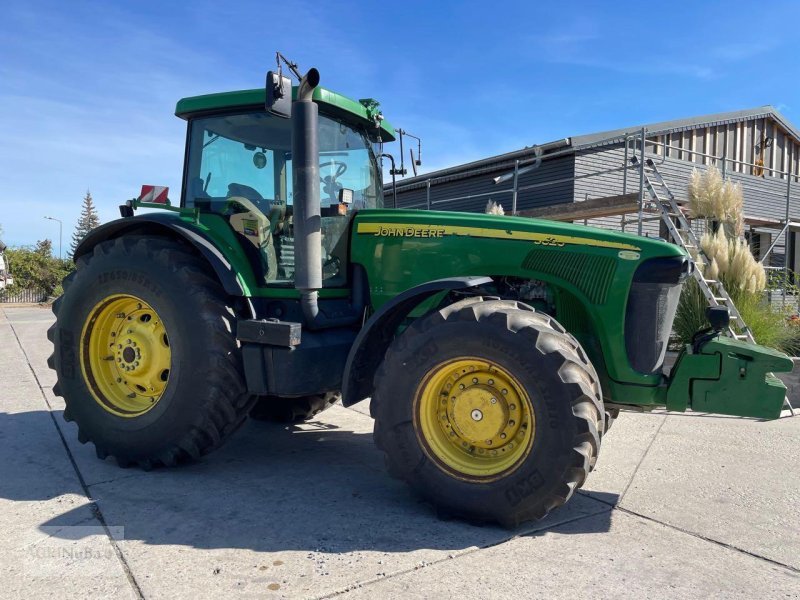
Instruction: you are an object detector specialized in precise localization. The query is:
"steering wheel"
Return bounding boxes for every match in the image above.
[320,160,348,179]
[320,160,348,203]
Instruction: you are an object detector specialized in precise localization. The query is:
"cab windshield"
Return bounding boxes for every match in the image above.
[183,111,383,211]
[182,110,382,287]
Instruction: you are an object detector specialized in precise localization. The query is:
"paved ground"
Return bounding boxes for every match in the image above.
[2,305,799,599]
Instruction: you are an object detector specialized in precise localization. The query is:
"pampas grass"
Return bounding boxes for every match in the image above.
[485,200,505,215]
[688,166,744,236]
[697,228,766,294]
[674,170,796,351]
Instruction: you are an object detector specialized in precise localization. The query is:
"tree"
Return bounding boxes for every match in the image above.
[70,190,101,255]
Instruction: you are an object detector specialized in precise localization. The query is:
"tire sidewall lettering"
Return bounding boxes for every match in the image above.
[97,270,162,298]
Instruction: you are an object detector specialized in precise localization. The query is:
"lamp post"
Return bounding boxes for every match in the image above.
[43,216,63,259]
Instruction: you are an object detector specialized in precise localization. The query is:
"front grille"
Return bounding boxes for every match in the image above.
[521,249,616,304]
[624,256,691,374]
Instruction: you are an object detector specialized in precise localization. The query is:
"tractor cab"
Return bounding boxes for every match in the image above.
[175,86,394,287]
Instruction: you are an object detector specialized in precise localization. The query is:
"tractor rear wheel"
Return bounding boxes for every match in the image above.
[372,297,604,527]
[249,392,339,422]
[47,236,255,468]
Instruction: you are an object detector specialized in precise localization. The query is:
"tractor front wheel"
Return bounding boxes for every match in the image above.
[47,236,255,468]
[372,298,604,527]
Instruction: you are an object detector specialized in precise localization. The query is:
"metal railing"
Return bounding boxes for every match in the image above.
[396,129,645,214]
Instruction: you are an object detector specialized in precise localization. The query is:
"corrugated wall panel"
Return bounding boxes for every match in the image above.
[389,114,800,265]
[391,154,575,214]
[574,141,800,264]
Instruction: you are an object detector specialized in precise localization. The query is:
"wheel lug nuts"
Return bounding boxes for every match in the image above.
[486,440,492,445]
[502,389,508,395]
[472,378,478,384]
[488,379,494,385]
[509,404,516,410]
[459,384,465,390]
[500,433,507,439]
[509,420,515,426]
[490,397,497,404]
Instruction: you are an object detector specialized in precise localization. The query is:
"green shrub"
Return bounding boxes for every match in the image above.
[673,278,708,347]
[674,278,800,355]
[4,240,74,298]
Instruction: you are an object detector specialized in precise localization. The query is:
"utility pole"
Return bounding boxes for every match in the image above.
[44,216,63,259]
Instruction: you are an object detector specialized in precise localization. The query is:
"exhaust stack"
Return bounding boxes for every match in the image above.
[291,67,366,330]
[292,67,322,300]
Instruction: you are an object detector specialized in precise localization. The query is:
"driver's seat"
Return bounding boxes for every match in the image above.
[224,184,282,283]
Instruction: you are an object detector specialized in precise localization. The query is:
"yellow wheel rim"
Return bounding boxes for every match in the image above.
[415,358,535,481]
[80,294,171,417]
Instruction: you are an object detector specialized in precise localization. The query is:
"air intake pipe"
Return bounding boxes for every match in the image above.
[292,68,365,329]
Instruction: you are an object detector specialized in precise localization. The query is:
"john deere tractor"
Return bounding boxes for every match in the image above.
[48,61,793,526]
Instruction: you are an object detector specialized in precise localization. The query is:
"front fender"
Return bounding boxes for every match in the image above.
[341,276,492,407]
[75,214,245,296]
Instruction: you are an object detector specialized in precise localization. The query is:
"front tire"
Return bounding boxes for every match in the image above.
[372,298,604,527]
[47,236,255,468]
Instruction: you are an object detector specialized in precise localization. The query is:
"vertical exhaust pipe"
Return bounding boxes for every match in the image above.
[292,67,366,329]
[292,68,324,325]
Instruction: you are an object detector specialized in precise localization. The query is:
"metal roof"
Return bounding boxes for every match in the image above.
[570,105,800,149]
[392,105,800,190]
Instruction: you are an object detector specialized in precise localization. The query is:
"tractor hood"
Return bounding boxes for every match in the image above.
[352,209,685,259]
[350,208,690,399]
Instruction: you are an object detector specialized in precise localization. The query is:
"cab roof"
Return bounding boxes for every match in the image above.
[175,86,396,141]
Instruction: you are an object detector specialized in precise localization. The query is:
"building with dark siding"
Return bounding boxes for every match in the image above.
[389,106,800,270]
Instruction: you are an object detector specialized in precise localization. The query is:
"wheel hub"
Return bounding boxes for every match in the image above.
[416,358,534,480]
[81,295,171,417]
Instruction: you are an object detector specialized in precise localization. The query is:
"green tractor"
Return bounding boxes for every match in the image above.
[48,60,793,526]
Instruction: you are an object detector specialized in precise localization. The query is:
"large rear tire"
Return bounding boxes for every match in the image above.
[372,297,604,527]
[47,236,255,468]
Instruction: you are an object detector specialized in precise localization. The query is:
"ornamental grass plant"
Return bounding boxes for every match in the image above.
[674,169,800,354]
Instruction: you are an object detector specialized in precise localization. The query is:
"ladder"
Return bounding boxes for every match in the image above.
[637,158,796,415]
[640,159,754,343]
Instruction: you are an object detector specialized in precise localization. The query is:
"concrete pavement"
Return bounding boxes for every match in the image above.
[1,305,799,599]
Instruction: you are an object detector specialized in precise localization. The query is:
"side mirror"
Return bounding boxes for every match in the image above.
[265,71,292,118]
[706,306,730,332]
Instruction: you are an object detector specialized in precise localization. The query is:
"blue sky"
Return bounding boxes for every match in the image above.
[2,0,799,249]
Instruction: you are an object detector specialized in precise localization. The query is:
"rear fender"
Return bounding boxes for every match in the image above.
[74,214,245,296]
